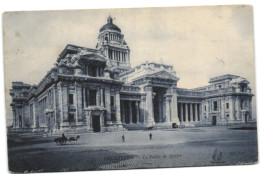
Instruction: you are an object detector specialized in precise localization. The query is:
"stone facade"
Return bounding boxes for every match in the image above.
[9,16,254,132]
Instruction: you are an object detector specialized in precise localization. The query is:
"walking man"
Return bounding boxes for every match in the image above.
[149,133,152,140]
[122,134,125,142]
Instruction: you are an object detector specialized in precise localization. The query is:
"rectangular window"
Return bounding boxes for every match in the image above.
[89,89,97,106]
[205,105,206,111]
[69,94,74,105]
[213,101,218,111]
[110,96,114,106]
[241,100,244,109]
[226,103,229,109]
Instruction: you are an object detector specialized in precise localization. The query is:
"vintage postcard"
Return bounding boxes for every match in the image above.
[3,5,258,173]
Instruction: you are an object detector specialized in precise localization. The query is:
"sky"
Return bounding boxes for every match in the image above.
[3,5,256,124]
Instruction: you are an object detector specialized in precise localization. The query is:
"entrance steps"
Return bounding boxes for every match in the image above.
[154,123,173,129]
[122,123,147,131]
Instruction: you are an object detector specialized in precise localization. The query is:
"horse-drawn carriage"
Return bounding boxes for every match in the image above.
[54,134,80,145]
[54,134,68,145]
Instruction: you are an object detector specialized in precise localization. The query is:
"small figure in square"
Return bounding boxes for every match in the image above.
[149,133,152,140]
[122,134,125,142]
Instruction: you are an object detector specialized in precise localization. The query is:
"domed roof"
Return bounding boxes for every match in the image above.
[99,16,121,33]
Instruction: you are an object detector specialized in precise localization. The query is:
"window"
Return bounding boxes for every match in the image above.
[240,100,244,109]
[226,103,229,109]
[69,94,74,105]
[68,114,75,123]
[205,105,206,111]
[227,114,229,118]
[110,96,114,106]
[213,101,218,111]
[89,89,97,106]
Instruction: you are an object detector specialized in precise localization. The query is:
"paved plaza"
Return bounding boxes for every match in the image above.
[8,127,258,172]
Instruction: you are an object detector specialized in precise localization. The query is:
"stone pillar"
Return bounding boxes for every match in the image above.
[140,95,146,124]
[96,67,99,77]
[96,88,101,106]
[83,87,86,108]
[198,104,202,122]
[206,99,210,120]
[190,103,193,122]
[128,101,133,124]
[74,82,78,124]
[165,96,171,123]
[221,97,225,121]
[180,103,183,123]
[235,96,241,120]
[249,98,252,120]
[87,88,90,107]
[145,86,154,126]
[158,99,162,122]
[195,103,198,122]
[121,101,125,123]
[100,88,104,107]
[53,86,59,129]
[85,65,88,75]
[229,97,235,121]
[135,101,140,123]
[185,103,188,122]
[105,87,111,122]
[171,89,180,124]
[115,91,121,124]
[75,82,83,124]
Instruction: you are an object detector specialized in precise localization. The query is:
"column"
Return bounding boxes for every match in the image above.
[96,88,101,106]
[195,103,198,122]
[171,89,180,124]
[128,101,133,124]
[115,91,121,124]
[221,97,225,121]
[235,96,240,120]
[74,82,79,124]
[249,98,252,120]
[83,87,86,108]
[190,103,193,122]
[229,97,235,121]
[121,101,125,123]
[165,96,171,123]
[185,103,188,122]
[87,88,90,107]
[135,101,140,123]
[145,86,154,125]
[100,88,104,107]
[96,67,99,77]
[206,99,210,120]
[85,65,88,75]
[180,103,183,123]
[105,87,111,122]
[198,104,202,122]
[140,95,146,124]
[158,99,162,122]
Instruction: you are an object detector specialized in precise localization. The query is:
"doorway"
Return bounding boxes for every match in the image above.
[245,114,248,124]
[212,116,217,126]
[92,116,101,132]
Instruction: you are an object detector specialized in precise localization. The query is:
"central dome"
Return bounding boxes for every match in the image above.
[99,16,121,33]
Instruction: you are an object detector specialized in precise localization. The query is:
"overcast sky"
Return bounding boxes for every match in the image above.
[3,5,256,124]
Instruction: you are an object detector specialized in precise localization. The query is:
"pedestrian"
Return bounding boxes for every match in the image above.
[122,134,125,142]
[149,133,152,140]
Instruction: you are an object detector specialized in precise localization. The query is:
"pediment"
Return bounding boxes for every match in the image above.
[149,70,178,80]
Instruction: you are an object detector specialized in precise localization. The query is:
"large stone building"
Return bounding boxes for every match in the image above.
[9,16,254,132]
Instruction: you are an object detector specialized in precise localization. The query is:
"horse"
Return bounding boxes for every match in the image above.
[69,135,80,144]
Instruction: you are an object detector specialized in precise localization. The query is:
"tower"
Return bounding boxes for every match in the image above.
[96,16,131,72]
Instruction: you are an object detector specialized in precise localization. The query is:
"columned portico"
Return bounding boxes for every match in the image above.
[178,102,202,125]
